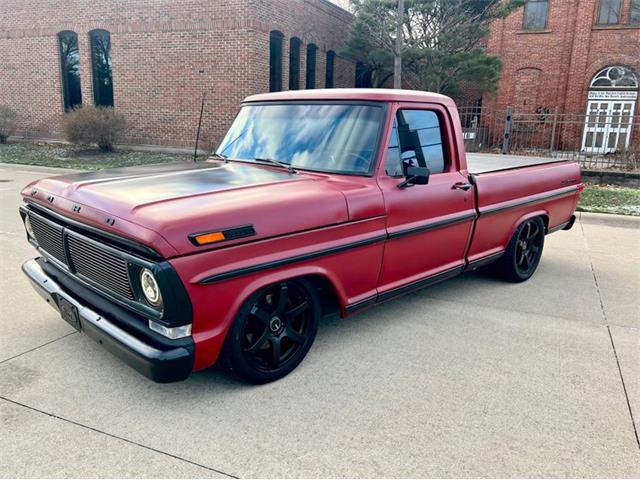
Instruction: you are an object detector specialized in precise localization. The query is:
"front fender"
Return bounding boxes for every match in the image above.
[176,261,373,371]
[169,220,385,370]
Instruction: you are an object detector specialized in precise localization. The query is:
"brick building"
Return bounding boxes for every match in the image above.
[486,0,640,153]
[0,0,356,148]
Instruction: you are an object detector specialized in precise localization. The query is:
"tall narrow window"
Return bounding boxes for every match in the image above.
[58,31,82,111]
[89,29,113,107]
[597,0,621,24]
[523,0,548,29]
[630,0,640,24]
[355,62,372,88]
[306,44,317,89]
[269,31,283,92]
[325,50,335,88]
[289,37,301,90]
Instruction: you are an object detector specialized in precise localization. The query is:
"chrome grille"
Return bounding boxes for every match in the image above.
[28,211,135,301]
[68,236,134,300]
[29,214,66,263]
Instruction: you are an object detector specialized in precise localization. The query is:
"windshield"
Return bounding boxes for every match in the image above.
[216,103,384,175]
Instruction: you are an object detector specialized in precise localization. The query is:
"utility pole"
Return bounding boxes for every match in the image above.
[393,0,404,89]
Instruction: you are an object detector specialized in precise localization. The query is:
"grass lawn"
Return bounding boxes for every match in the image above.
[577,184,640,216]
[0,142,193,170]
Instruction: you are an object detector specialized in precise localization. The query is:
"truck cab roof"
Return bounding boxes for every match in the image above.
[244,88,455,106]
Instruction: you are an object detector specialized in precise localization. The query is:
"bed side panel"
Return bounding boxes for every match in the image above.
[468,162,581,262]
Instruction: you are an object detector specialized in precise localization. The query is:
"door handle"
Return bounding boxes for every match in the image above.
[452,182,473,191]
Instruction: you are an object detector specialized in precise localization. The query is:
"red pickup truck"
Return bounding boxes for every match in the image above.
[20,89,582,383]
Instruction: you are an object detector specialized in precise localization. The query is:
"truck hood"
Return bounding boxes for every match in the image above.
[23,161,350,257]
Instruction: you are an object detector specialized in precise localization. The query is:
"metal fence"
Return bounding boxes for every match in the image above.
[457,104,640,171]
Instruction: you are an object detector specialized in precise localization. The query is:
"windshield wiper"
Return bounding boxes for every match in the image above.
[210,152,228,162]
[254,157,297,174]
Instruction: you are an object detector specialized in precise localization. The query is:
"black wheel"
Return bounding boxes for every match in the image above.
[493,217,545,283]
[221,279,320,384]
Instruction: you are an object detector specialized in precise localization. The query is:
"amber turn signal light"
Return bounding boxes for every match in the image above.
[192,231,225,245]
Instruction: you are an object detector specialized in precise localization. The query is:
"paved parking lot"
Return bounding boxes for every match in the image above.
[1,163,639,477]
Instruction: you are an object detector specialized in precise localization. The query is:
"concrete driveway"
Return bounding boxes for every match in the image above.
[1,163,638,478]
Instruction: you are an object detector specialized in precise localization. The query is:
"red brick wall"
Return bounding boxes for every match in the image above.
[485,0,640,148]
[0,0,355,149]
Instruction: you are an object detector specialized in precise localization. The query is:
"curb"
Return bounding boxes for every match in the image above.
[577,211,640,229]
[0,162,82,174]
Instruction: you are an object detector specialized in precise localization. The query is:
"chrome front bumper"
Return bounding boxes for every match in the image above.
[22,259,193,383]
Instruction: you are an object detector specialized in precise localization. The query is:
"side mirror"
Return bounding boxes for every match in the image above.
[397,166,430,189]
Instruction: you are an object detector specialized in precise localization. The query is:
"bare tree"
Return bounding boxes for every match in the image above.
[341,0,525,95]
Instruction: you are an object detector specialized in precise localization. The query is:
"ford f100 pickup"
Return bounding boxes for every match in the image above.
[20,89,582,383]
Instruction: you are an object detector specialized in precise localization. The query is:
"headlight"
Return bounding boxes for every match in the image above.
[140,268,162,307]
[24,215,36,239]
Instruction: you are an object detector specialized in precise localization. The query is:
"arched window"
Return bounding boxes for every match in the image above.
[289,37,301,90]
[325,50,335,88]
[355,62,372,88]
[582,66,638,154]
[306,43,317,89]
[58,31,82,111]
[89,29,113,107]
[269,31,283,92]
[590,66,638,89]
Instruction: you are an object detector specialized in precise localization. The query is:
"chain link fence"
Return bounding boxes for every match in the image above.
[457,104,639,171]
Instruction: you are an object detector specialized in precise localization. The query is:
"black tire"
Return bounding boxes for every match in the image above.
[493,217,545,283]
[221,278,320,384]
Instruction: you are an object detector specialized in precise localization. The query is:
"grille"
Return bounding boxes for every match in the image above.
[29,214,66,263]
[67,235,134,300]
[29,212,135,301]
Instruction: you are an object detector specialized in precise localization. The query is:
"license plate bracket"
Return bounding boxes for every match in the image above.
[57,296,81,331]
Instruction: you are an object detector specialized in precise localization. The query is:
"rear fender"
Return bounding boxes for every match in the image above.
[508,210,548,241]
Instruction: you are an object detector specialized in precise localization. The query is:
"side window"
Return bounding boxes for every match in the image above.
[393,109,447,175]
[385,120,403,177]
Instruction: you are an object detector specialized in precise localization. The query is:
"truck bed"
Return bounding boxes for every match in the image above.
[466,158,581,263]
[467,153,567,174]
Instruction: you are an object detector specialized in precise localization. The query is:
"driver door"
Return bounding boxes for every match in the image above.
[376,104,475,296]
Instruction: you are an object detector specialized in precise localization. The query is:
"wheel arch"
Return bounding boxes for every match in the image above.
[508,210,549,240]
[190,263,352,371]
[218,266,346,342]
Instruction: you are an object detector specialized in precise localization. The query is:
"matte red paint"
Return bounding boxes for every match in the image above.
[21,89,582,373]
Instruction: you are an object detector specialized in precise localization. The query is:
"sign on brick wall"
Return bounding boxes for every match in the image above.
[588,91,638,101]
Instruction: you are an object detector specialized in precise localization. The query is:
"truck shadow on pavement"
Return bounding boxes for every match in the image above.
[186,268,536,388]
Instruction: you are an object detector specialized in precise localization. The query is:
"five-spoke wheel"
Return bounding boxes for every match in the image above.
[222,278,320,384]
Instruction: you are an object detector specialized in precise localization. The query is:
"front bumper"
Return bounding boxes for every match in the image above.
[22,259,193,383]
